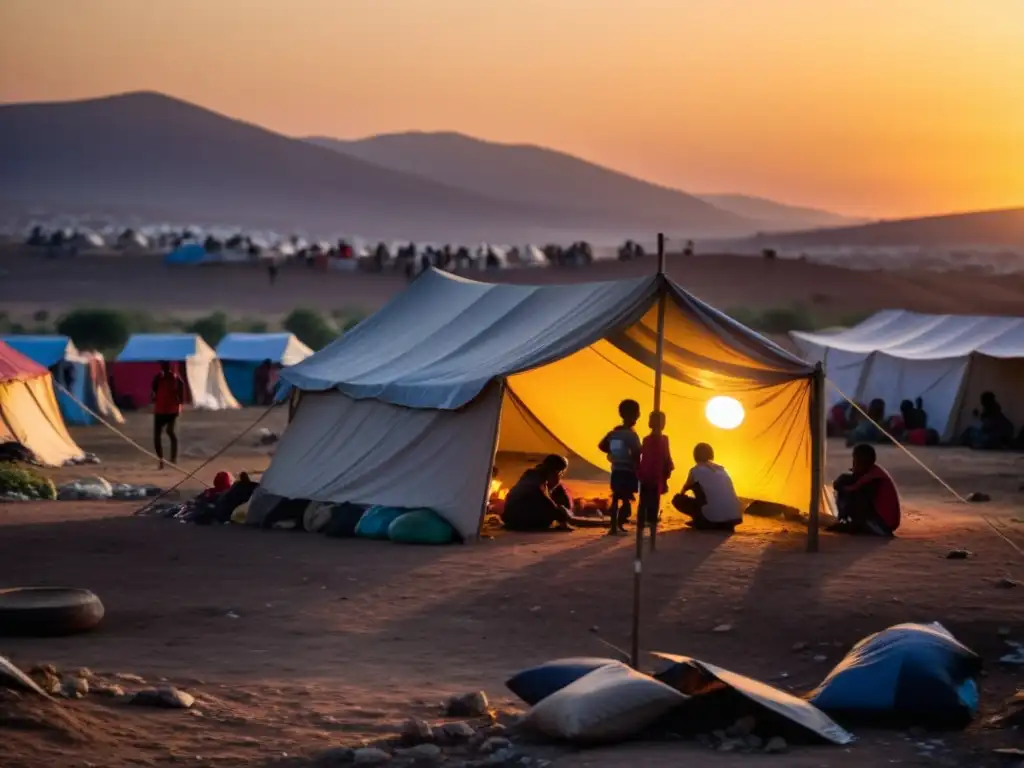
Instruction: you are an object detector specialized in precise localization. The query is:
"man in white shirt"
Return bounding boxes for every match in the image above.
[672,443,742,531]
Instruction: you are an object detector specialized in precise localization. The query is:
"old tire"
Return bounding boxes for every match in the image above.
[0,587,105,637]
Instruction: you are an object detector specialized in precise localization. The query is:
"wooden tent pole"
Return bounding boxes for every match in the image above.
[631,233,667,669]
[807,361,824,553]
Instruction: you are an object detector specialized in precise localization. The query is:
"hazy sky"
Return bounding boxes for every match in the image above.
[2,0,1022,218]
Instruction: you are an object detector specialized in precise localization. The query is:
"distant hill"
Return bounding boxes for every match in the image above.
[741,207,1024,249]
[697,193,865,231]
[0,92,660,241]
[308,132,754,237]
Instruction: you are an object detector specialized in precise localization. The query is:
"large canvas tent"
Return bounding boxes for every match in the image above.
[0,341,84,466]
[112,334,239,411]
[791,311,1024,442]
[1,335,123,426]
[215,332,313,405]
[260,269,825,540]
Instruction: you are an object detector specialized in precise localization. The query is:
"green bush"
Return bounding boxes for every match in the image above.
[32,309,49,323]
[57,309,132,351]
[186,311,228,347]
[284,308,337,350]
[233,317,269,334]
[0,463,57,500]
[728,304,815,334]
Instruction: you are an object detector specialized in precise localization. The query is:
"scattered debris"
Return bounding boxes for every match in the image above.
[0,657,53,697]
[439,721,476,743]
[91,683,125,698]
[712,624,733,633]
[352,746,391,765]
[446,691,489,717]
[764,736,788,754]
[113,672,147,684]
[999,641,1024,666]
[396,743,441,761]
[256,428,279,446]
[966,492,991,503]
[27,664,61,695]
[319,746,354,765]
[813,654,828,662]
[400,718,434,745]
[996,578,1019,589]
[129,686,195,709]
[479,737,513,755]
[946,549,972,560]
[60,676,89,699]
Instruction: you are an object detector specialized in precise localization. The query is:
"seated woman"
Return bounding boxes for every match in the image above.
[845,398,887,447]
[960,391,1014,450]
[829,444,900,537]
[671,443,742,532]
[213,471,259,523]
[502,454,575,532]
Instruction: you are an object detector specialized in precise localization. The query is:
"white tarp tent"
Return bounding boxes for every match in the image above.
[261,269,826,540]
[114,334,239,411]
[791,311,1024,441]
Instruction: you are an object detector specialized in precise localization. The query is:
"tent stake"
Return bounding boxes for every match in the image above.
[807,362,824,553]
[631,233,667,669]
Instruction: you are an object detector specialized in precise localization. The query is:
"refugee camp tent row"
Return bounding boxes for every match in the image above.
[258,268,828,540]
[0,335,123,426]
[112,334,239,411]
[791,311,1024,441]
[215,332,313,405]
[0,341,84,466]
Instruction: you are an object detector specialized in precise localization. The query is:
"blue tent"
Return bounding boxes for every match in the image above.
[164,243,207,265]
[215,333,313,405]
[0,335,124,426]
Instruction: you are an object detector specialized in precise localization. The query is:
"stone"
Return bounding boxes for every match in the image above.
[717,739,740,752]
[997,578,1020,589]
[113,672,147,684]
[92,683,126,698]
[744,734,764,750]
[479,737,513,755]
[75,667,94,680]
[486,748,518,765]
[28,666,61,695]
[725,716,756,737]
[764,736,788,754]
[130,686,195,709]
[440,722,477,743]
[396,744,442,761]
[791,641,809,652]
[966,492,991,503]
[712,624,733,633]
[813,654,828,663]
[61,676,89,699]
[353,747,391,765]
[946,549,972,560]
[447,691,489,717]
[400,718,434,745]
[319,746,355,765]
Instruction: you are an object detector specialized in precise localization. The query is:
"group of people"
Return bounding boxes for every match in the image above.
[500,399,743,536]
[832,397,934,446]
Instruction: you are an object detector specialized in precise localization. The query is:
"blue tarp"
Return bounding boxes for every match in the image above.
[216,333,312,405]
[117,334,211,362]
[2,335,95,425]
[164,243,207,265]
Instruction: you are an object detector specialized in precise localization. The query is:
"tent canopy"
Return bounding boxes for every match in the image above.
[117,334,215,362]
[791,311,1024,440]
[216,333,313,366]
[0,342,48,382]
[1,335,83,367]
[268,269,820,538]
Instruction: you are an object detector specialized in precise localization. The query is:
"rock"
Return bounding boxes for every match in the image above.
[791,641,809,652]
[996,578,1020,589]
[764,736,788,754]
[396,744,442,761]
[75,667,94,680]
[486,748,518,765]
[130,686,195,709]
[447,691,489,717]
[966,492,991,503]
[479,737,513,755]
[61,676,89,699]
[712,624,733,633]
[946,549,972,560]
[400,718,434,745]
[113,673,147,684]
[744,734,764,750]
[353,747,391,765]
[725,716,756,737]
[440,722,476,743]
[28,666,62,695]
[717,739,740,752]
[92,683,126,698]
[813,654,828,663]
[319,747,355,765]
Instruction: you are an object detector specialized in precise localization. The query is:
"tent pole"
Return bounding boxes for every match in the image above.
[631,233,666,669]
[807,361,824,553]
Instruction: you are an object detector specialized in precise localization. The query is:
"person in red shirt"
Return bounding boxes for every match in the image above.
[829,443,900,536]
[152,361,185,469]
[637,410,674,541]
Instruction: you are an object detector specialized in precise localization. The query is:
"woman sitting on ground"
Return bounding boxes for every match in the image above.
[829,443,900,537]
[502,454,575,532]
[672,443,742,532]
[845,398,887,447]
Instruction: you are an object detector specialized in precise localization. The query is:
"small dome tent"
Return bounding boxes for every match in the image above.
[215,333,313,405]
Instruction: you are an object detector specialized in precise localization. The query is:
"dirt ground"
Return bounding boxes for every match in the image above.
[5,247,1024,321]
[1,410,1023,767]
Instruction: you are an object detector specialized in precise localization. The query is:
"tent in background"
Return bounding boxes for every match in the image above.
[0,341,84,466]
[215,332,313,405]
[261,269,825,540]
[164,243,208,265]
[1,335,123,426]
[792,311,1024,441]
[112,334,239,411]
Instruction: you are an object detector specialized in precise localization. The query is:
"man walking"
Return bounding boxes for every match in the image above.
[152,361,185,469]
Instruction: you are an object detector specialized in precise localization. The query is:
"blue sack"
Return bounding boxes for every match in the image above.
[808,622,982,729]
[355,506,406,540]
[506,657,620,706]
[387,509,456,545]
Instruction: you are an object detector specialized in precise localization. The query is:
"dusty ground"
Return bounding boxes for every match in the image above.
[1,410,1022,767]
[5,247,1024,321]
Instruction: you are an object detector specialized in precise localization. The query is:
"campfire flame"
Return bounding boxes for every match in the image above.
[489,478,507,500]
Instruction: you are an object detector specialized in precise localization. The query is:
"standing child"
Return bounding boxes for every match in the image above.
[637,411,674,544]
[598,399,642,536]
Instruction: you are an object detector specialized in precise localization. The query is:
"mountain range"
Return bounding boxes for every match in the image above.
[1,91,1020,248]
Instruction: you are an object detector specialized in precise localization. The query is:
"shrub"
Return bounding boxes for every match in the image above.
[32,309,49,323]
[233,317,269,334]
[186,311,229,347]
[57,309,132,351]
[283,308,337,350]
[0,463,57,500]
[728,304,815,334]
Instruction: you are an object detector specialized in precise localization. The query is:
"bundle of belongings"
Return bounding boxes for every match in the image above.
[503,622,980,749]
[139,471,258,523]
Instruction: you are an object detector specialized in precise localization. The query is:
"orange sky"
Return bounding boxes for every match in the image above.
[2,0,1022,219]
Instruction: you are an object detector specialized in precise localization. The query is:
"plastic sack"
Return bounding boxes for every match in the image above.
[303,501,334,533]
[230,501,249,524]
[808,622,982,729]
[387,509,456,545]
[506,657,620,706]
[355,506,406,540]
[322,503,368,538]
[522,662,686,743]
